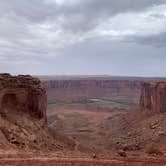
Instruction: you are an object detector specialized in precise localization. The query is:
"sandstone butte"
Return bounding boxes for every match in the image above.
[140,81,166,113]
[0,73,47,122]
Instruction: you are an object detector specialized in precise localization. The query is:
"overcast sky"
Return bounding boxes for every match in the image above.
[0,0,166,76]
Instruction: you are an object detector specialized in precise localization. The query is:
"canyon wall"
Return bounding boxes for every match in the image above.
[42,78,141,102]
[0,73,47,121]
[140,82,166,113]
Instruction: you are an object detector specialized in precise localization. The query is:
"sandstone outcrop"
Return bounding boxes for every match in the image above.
[0,74,76,151]
[140,81,166,113]
[0,73,47,121]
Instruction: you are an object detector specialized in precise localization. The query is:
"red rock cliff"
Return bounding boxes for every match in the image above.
[42,79,141,101]
[140,82,166,113]
[0,73,47,121]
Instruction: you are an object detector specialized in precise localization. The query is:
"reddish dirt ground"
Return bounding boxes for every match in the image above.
[1,150,166,166]
[47,104,166,152]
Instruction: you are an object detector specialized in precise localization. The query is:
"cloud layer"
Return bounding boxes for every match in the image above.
[0,0,166,76]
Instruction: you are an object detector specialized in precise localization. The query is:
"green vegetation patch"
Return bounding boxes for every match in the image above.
[47,98,96,107]
[47,96,139,108]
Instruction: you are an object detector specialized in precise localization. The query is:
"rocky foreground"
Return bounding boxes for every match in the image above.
[0,149,166,166]
[0,73,75,151]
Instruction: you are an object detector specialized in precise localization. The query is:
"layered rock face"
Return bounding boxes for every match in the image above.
[42,79,141,101]
[0,73,47,121]
[140,82,166,113]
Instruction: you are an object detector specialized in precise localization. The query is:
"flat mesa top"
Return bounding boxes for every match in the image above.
[38,75,166,81]
[0,73,41,88]
[143,81,166,88]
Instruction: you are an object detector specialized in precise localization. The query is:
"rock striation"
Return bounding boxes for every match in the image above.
[42,79,141,101]
[140,81,166,113]
[0,73,47,121]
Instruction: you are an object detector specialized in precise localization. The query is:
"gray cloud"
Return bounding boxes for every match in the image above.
[1,0,165,31]
[51,0,166,32]
[0,0,166,76]
[126,32,166,47]
[37,38,166,76]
